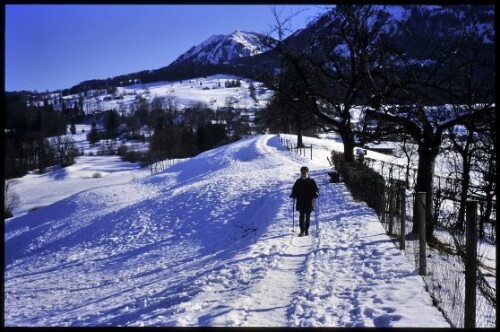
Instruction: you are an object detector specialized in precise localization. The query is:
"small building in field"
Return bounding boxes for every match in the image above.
[364,141,398,155]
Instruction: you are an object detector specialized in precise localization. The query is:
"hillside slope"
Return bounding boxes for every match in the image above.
[4,135,450,327]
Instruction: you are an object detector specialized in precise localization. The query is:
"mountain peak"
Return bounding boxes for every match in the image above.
[171,30,276,66]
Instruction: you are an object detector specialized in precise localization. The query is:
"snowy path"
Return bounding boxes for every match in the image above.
[176,235,314,326]
[229,236,314,326]
[250,237,312,316]
[4,135,450,327]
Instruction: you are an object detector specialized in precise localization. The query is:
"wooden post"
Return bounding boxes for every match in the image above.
[381,186,387,225]
[479,201,485,239]
[388,184,394,235]
[464,200,477,329]
[416,192,427,275]
[399,184,406,250]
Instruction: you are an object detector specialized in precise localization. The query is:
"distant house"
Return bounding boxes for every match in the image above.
[364,141,398,155]
[210,120,228,131]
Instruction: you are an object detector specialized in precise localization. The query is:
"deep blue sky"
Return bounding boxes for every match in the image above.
[5,4,332,92]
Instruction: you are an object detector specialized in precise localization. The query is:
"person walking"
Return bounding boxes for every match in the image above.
[290,166,319,237]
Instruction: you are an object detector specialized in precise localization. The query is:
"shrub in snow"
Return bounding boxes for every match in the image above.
[4,180,20,218]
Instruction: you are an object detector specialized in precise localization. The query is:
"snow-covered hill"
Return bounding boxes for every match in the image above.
[58,74,271,115]
[56,75,272,114]
[5,134,451,327]
[172,30,276,66]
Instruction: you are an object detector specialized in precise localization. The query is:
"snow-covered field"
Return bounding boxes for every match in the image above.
[5,134,452,327]
[7,124,150,218]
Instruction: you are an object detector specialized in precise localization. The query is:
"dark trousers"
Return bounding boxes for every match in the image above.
[299,210,311,234]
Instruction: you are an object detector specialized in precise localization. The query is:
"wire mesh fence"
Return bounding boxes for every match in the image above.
[277,138,496,327]
[332,151,496,328]
[377,182,496,328]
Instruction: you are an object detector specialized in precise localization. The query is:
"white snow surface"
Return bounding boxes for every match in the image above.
[5,134,451,327]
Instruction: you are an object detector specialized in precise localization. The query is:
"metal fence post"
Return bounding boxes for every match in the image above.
[464,200,478,329]
[416,192,427,275]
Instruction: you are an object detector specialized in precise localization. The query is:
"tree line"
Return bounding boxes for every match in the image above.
[3,92,252,217]
[4,90,251,180]
[4,92,83,179]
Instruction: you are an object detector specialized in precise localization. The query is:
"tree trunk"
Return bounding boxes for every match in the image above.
[295,117,304,148]
[339,127,355,162]
[413,144,439,241]
[282,117,290,134]
[457,154,472,231]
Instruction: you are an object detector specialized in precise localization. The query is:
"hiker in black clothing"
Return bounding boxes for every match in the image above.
[290,166,319,237]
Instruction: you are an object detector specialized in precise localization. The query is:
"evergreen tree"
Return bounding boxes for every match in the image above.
[70,119,77,135]
[88,121,99,146]
[249,82,257,102]
[104,110,120,139]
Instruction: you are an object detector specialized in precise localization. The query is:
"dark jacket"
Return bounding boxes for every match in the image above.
[291,177,319,212]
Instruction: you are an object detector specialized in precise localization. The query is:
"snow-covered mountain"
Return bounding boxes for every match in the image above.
[172,29,276,66]
[63,5,493,96]
[274,4,494,61]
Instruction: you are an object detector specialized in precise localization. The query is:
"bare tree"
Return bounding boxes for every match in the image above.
[472,125,496,239]
[265,5,400,161]
[52,136,79,167]
[366,5,495,240]
[257,92,293,134]
[262,57,319,147]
